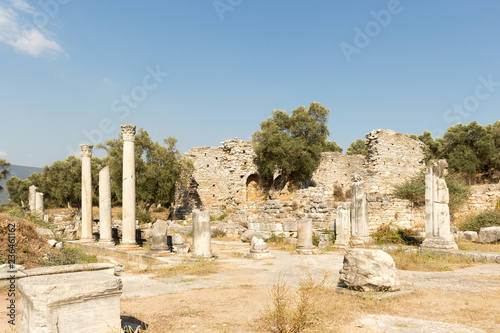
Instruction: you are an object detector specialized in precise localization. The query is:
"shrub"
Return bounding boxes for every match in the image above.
[459,209,500,232]
[372,223,422,246]
[393,170,470,214]
[43,247,98,266]
[393,171,425,205]
[136,210,152,223]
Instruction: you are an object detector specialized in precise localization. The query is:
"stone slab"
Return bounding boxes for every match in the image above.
[18,270,122,333]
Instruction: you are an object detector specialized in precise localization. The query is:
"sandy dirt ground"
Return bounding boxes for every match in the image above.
[1,241,499,332]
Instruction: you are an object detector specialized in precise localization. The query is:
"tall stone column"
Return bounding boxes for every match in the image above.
[296,218,315,254]
[28,185,37,211]
[350,174,372,246]
[334,207,351,248]
[192,210,212,258]
[80,144,94,243]
[98,166,114,246]
[35,192,44,215]
[120,125,139,249]
[421,159,458,251]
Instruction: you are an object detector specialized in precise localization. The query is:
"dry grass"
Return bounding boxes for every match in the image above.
[457,239,500,252]
[257,270,330,332]
[389,250,478,271]
[154,259,219,278]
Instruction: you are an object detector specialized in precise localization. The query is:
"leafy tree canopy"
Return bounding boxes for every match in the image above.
[0,159,10,191]
[346,138,367,156]
[323,141,343,153]
[252,102,331,181]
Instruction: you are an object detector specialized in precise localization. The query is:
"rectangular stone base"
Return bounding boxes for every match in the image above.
[420,238,458,252]
[18,270,122,333]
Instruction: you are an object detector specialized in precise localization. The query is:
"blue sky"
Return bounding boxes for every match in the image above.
[1,0,499,167]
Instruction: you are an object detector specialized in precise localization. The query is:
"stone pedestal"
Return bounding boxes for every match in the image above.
[335,208,351,248]
[35,192,44,216]
[98,166,114,246]
[350,175,373,245]
[296,218,315,255]
[192,210,212,258]
[120,125,139,250]
[28,185,37,211]
[421,160,458,252]
[247,236,275,260]
[80,144,94,243]
[18,271,122,333]
[151,220,168,251]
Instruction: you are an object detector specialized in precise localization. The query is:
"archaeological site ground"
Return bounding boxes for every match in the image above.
[1,126,499,333]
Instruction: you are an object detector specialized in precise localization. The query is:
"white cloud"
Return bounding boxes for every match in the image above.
[0,0,64,57]
[0,151,6,157]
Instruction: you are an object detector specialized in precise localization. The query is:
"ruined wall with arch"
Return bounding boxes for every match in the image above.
[175,130,427,229]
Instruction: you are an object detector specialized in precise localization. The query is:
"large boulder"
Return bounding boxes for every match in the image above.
[478,227,500,244]
[339,249,400,292]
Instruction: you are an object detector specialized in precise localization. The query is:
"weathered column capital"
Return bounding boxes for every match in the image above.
[80,144,93,158]
[121,124,136,142]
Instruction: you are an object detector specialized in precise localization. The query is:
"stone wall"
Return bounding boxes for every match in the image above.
[175,129,426,230]
[454,184,500,222]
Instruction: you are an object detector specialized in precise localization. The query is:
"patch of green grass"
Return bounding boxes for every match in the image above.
[372,223,422,246]
[154,259,219,278]
[390,250,477,271]
[42,247,98,266]
[459,209,500,232]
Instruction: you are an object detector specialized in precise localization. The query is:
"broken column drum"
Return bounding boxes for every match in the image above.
[80,144,93,242]
[297,218,315,254]
[192,210,212,258]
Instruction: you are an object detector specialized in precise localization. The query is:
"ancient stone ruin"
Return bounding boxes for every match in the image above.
[175,129,426,232]
[421,159,458,251]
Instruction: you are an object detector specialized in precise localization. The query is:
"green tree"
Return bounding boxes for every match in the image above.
[252,102,330,181]
[0,159,10,190]
[6,176,27,206]
[440,121,496,183]
[323,141,343,153]
[416,131,443,162]
[346,138,367,156]
[98,128,192,206]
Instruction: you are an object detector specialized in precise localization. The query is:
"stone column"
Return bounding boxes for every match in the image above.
[28,185,37,211]
[120,125,139,249]
[192,210,212,258]
[334,207,351,248]
[35,192,44,215]
[80,144,94,243]
[421,159,458,251]
[151,220,168,251]
[350,174,372,245]
[296,218,315,254]
[98,166,114,246]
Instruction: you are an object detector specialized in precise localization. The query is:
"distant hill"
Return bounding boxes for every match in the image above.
[0,165,43,205]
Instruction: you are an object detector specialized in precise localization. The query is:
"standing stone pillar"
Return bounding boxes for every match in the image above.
[120,125,139,249]
[28,185,37,211]
[151,220,168,251]
[35,192,44,215]
[421,160,458,251]
[334,207,351,248]
[80,144,94,243]
[192,210,212,258]
[98,166,114,246]
[296,218,315,254]
[350,174,372,246]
